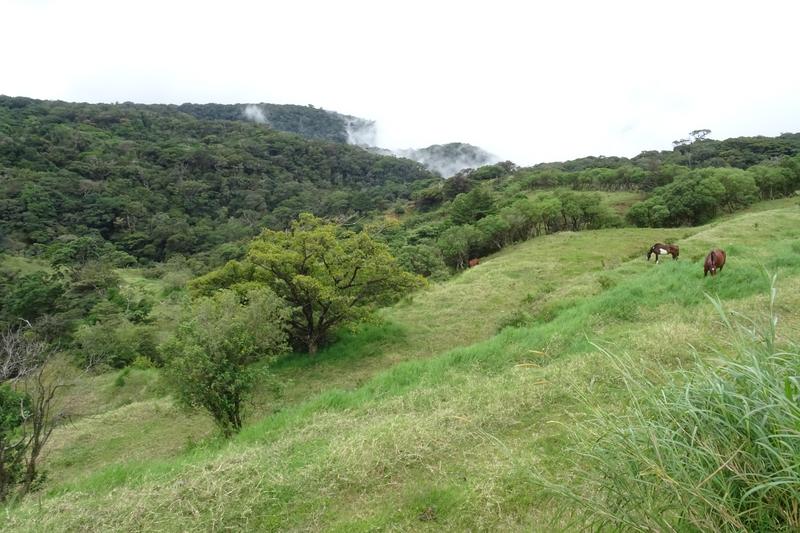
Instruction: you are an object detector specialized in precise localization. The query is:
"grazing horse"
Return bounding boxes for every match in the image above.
[647,243,679,264]
[468,258,480,268]
[704,249,726,277]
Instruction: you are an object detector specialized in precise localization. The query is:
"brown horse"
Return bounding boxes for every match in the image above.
[704,249,726,277]
[647,243,679,264]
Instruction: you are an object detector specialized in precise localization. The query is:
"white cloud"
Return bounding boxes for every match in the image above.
[242,104,267,124]
[2,0,799,164]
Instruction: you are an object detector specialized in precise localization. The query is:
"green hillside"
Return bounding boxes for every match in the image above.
[0,96,436,260]
[4,199,799,531]
[174,102,370,144]
[3,98,800,530]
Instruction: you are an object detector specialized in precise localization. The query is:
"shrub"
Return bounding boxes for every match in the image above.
[397,244,449,280]
[130,355,155,369]
[162,288,290,437]
[496,310,534,332]
[74,319,156,369]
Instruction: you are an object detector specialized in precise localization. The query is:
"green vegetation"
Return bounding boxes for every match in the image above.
[2,201,798,531]
[554,281,800,531]
[191,214,424,354]
[174,102,368,144]
[0,383,29,501]
[164,288,289,436]
[3,97,800,530]
[0,328,74,503]
[0,96,436,262]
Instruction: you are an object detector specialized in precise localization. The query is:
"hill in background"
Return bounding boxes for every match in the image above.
[177,101,498,177]
[0,96,438,261]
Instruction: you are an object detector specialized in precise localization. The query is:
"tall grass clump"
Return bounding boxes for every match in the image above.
[560,276,800,531]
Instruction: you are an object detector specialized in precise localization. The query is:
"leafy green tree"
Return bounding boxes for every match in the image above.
[625,201,651,227]
[441,174,474,199]
[531,194,563,234]
[412,185,444,211]
[45,236,105,267]
[192,214,423,354]
[555,190,584,230]
[0,272,64,327]
[750,164,789,199]
[780,154,800,193]
[648,202,670,227]
[397,244,449,279]
[626,199,670,227]
[437,224,482,269]
[713,168,759,211]
[74,319,156,369]
[450,186,496,225]
[476,214,512,251]
[163,289,289,436]
[470,161,516,181]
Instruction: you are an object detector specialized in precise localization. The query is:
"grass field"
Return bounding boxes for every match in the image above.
[0,254,51,274]
[4,201,800,531]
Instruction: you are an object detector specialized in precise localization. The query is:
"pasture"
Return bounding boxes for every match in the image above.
[5,201,800,531]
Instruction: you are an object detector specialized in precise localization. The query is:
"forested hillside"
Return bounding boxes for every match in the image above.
[175,102,375,145]
[0,96,437,261]
[6,96,797,276]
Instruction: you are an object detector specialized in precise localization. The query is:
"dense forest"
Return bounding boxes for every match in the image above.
[392,142,498,177]
[174,102,374,144]
[0,96,438,263]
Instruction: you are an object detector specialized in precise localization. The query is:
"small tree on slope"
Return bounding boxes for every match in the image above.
[164,288,290,437]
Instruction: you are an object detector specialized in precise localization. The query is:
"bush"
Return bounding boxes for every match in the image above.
[163,288,290,436]
[495,310,534,332]
[74,319,156,369]
[0,384,30,499]
[130,355,155,369]
[396,244,449,280]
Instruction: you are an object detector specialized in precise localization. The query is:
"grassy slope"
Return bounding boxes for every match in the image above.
[0,254,52,274]
[5,201,800,531]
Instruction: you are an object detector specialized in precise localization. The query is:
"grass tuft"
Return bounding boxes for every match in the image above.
[551,277,800,531]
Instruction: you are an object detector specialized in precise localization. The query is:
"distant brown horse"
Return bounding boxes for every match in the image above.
[647,243,679,264]
[468,258,480,268]
[704,249,726,277]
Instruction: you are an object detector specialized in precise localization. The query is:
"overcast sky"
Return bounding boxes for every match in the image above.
[3,0,799,165]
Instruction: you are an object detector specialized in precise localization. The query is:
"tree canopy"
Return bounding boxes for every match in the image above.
[0,96,438,261]
[191,214,424,354]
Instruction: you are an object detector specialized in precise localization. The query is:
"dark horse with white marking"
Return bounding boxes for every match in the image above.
[704,249,726,277]
[647,243,679,263]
